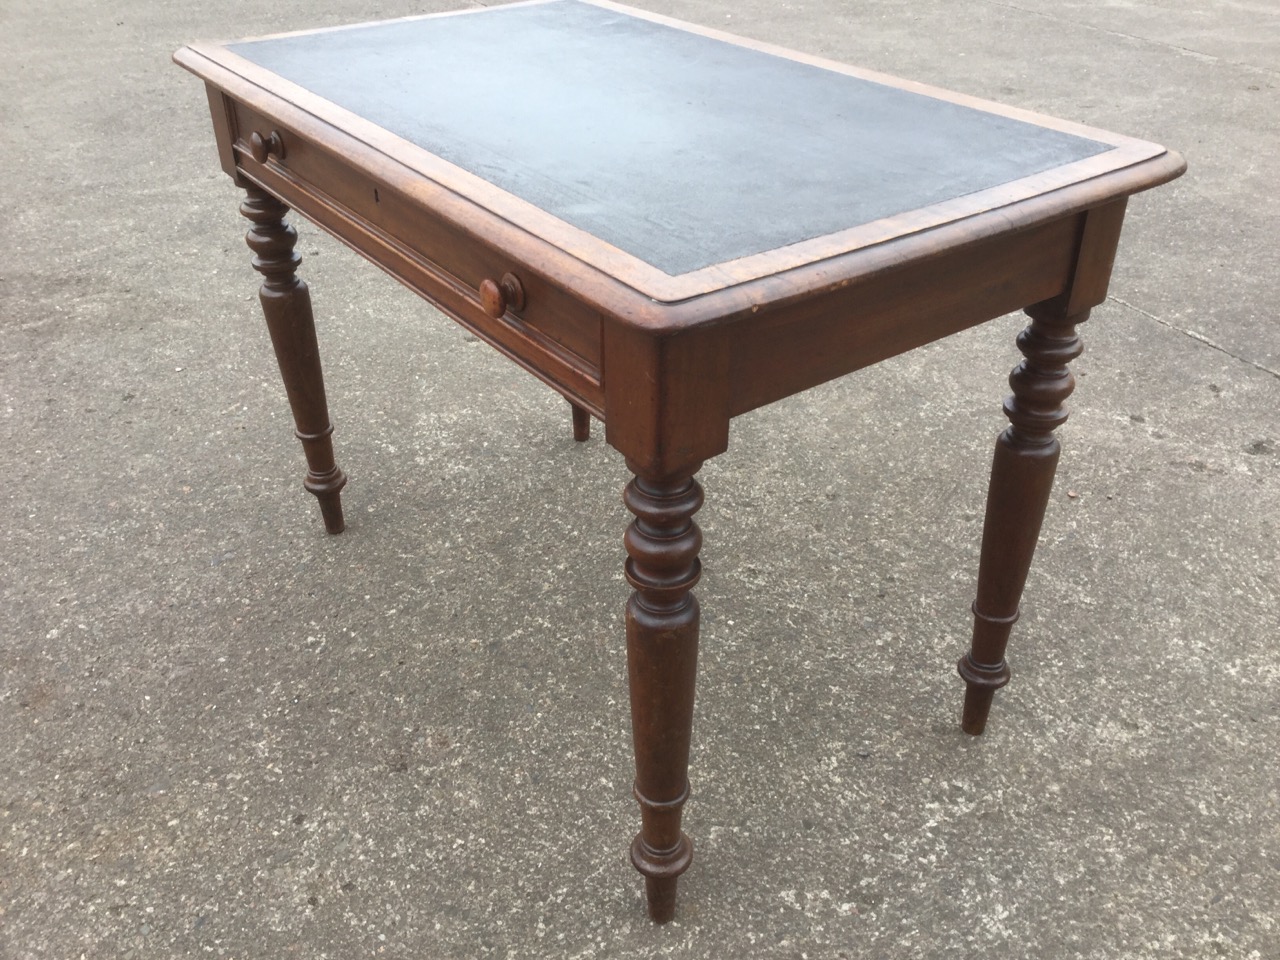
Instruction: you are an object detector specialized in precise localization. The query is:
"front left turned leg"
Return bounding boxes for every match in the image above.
[959,302,1087,735]
[241,186,347,533]
[623,465,703,922]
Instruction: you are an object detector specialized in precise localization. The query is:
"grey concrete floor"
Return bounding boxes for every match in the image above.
[2,1,1277,957]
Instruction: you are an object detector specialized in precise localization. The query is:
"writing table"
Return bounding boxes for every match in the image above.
[175,0,1184,921]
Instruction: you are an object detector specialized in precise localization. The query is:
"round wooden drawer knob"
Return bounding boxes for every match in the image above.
[249,130,286,164]
[479,273,525,319]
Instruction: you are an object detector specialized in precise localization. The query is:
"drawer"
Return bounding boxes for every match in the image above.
[227,99,604,412]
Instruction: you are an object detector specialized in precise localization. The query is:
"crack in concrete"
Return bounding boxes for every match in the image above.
[1108,294,1280,382]
[985,1,1280,80]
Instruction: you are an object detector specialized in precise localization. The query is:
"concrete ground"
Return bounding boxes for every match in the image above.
[2,0,1277,957]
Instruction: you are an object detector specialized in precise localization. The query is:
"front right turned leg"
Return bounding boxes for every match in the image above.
[959,301,1088,734]
[622,464,704,922]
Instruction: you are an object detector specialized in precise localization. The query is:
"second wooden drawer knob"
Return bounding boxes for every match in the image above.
[479,273,526,319]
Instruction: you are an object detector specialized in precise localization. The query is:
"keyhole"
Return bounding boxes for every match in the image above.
[373,188,380,204]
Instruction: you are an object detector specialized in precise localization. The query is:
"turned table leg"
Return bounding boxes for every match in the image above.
[241,186,347,533]
[622,465,703,922]
[959,302,1087,734]
[570,401,591,442]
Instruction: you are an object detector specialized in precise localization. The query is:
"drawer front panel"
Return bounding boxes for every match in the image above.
[229,101,603,411]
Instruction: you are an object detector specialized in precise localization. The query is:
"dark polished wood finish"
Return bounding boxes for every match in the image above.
[622,467,703,922]
[570,401,591,442]
[957,197,1128,734]
[177,0,1184,921]
[959,300,1087,734]
[241,185,346,533]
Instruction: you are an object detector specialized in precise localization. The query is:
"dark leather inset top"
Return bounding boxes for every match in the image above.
[231,0,1108,276]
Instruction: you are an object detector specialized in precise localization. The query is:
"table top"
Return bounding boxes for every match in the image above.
[177,0,1180,304]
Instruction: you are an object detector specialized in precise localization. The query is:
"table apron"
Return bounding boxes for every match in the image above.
[726,212,1085,416]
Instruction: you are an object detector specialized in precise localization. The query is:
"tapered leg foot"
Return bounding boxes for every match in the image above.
[623,466,703,922]
[631,831,693,922]
[958,649,1011,735]
[961,302,1087,733]
[302,455,347,535]
[644,878,676,924]
[570,401,590,442]
[241,186,347,533]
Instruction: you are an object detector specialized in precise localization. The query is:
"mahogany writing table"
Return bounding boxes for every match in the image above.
[175,0,1184,922]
